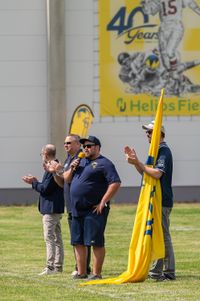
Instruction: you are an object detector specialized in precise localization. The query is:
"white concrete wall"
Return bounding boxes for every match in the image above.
[0,0,47,188]
[65,0,94,119]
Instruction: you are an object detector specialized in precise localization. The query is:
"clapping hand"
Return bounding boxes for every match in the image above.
[124,146,138,165]
[45,160,63,174]
[22,175,37,184]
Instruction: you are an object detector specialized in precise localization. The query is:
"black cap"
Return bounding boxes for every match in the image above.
[79,135,101,147]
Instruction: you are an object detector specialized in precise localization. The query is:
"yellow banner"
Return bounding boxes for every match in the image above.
[99,0,200,116]
[69,104,94,138]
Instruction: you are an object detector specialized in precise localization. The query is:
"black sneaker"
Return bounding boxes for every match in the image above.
[87,274,102,280]
[156,275,169,282]
[72,274,88,280]
[148,273,162,280]
[163,273,176,280]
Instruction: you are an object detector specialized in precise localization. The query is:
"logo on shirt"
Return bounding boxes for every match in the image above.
[157,158,164,168]
[91,162,98,169]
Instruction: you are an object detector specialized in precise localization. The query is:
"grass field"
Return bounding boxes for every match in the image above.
[0,203,200,301]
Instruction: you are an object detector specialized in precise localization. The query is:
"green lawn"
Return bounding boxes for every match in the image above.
[0,203,200,301]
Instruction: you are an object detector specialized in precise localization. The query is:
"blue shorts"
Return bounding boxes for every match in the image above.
[71,207,110,247]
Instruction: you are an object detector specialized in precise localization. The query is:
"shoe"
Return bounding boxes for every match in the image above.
[71,270,78,276]
[72,274,88,280]
[148,273,161,280]
[87,274,102,280]
[156,275,169,282]
[163,273,176,280]
[38,267,56,276]
[55,268,62,273]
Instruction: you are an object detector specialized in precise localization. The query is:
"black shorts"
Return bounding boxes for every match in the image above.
[71,207,110,247]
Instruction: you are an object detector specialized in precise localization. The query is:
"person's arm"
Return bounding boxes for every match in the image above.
[62,158,80,183]
[124,146,163,179]
[31,174,57,195]
[94,182,121,214]
[136,162,163,179]
[63,166,74,183]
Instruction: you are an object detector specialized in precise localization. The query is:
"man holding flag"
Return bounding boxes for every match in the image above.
[81,90,174,287]
[125,120,175,281]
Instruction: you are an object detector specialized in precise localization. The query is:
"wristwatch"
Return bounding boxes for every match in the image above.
[56,167,65,176]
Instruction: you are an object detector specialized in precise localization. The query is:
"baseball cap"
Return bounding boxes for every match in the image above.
[142,120,165,134]
[79,135,101,147]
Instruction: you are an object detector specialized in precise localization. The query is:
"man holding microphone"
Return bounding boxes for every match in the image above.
[64,135,121,280]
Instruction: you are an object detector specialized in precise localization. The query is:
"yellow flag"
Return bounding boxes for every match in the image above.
[69,104,94,137]
[81,89,165,286]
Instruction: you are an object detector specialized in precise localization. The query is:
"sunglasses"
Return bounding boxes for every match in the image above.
[64,141,72,145]
[83,144,95,149]
[146,131,153,135]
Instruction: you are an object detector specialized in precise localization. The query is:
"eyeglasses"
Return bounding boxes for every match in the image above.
[146,130,153,135]
[64,141,72,145]
[83,144,95,149]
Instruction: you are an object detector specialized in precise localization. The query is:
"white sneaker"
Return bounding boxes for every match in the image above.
[38,267,56,276]
[71,270,78,276]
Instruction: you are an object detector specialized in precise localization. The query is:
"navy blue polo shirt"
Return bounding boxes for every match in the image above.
[70,155,121,217]
[155,142,173,207]
[63,150,81,213]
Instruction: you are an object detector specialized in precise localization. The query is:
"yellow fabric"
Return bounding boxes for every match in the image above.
[69,104,94,137]
[81,89,165,286]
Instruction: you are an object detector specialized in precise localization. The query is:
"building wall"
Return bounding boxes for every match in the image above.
[0,0,199,204]
[0,0,48,190]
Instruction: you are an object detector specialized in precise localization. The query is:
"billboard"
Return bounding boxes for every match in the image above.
[99,0,200,116]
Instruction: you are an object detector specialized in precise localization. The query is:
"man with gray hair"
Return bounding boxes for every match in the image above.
[22,144,64,275]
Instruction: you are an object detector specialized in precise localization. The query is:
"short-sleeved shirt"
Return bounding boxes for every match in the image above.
[70,155,121,217]
[155,142,173,207]
[63,150,81,213]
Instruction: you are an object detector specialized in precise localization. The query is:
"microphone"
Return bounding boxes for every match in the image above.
[73,151,85,171]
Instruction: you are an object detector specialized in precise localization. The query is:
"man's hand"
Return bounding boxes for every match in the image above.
[45,160,63,174]
[22,175,37,184]
[93,201,107,215]
[70,158,80,171]
[124,146,139,165]
[124,146,144,174]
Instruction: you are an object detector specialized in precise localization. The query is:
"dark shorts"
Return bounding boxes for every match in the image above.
[71,207,110,247]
